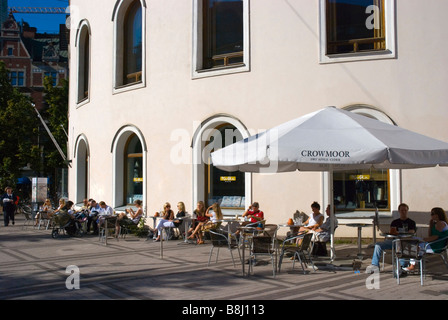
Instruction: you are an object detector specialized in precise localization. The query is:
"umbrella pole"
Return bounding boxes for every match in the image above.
[329,167,336,261]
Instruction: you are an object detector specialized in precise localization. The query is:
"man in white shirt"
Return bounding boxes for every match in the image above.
[96,201,114,231]
[98,201,113,216]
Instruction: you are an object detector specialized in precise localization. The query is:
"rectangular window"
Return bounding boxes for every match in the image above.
[333,169,390,212]
[193,0,249,78]
[320,0,395,63]
[9,71,24,87]
[44,72,58,86]
[203,0,244,69]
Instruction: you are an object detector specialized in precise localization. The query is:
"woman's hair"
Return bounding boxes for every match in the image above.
[431,207,448,223]
[177,201,185,212]
[134,199,142,206]
[195,201,205,215]
[64,200,74,210]
[212,202,223,220]
[311,201,320,210]
[163,202,171,211]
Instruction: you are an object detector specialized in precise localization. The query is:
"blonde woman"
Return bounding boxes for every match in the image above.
[34,199,53,226]
[187,201,207,238]
[52,198,66,215]
[153,202,175,241]
[188,202,223,244]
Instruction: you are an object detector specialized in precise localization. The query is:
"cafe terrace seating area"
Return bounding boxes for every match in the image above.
[3,211,447,300]
[24,206,448,286]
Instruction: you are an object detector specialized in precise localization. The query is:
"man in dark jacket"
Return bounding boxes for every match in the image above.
[2,186,18,226]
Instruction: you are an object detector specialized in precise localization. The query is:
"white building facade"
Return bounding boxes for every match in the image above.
[68,0,448,236]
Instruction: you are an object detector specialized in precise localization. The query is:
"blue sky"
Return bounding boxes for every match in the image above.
[8,0,69,34]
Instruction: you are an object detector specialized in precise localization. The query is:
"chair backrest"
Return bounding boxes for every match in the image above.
[300,233,313,252]
[394,239,420,259]
[263,224,278,238]
[24,211,32,220]
[220,221,240,234]
[209,230,229,247]
[252,235,272,254]
[40,211,51,219]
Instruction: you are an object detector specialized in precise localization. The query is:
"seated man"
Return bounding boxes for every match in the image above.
[242,202,264,224]
[313,205,338,242]
[368,203,416,274]
[236,202,265,236]
[87,199,100,234]
[96,201,114,230]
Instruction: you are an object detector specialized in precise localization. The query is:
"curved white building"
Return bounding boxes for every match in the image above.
[68,0,448,236]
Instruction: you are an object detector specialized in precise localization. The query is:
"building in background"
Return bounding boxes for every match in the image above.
[67,0,448,237]
[0,12,68,110]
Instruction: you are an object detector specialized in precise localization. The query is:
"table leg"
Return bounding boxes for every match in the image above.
[241,234,246,276]
[357,227,363,259]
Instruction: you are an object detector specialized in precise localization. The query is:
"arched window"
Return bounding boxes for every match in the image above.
[76,20,91,103]
[74,135,90,204]
[192,115,252,214]
[113,0,145,91]
[123,1,142,85]
[125,134,143,204]
[111,126,147,208]
[205,124,245,208]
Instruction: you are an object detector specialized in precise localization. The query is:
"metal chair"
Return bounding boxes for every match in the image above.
[208,230,240,267]
[393,238,424,285]
[423,236,448,269]
[98,216,118,245]
[22,210,35,230]
[278,232,315,274]
[37,211,52,230]
[249,235,277,277]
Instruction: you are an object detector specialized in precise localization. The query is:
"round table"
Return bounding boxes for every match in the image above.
[346,223,372,260]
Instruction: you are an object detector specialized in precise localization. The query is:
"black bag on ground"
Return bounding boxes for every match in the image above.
[312,242,328,256]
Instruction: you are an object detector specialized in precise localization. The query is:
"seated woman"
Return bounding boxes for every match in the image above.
[115,199,144,236]
[294,201,324,247]
[34,198,53,226]
[154,202,187,242]
[187,201,207,238]
[188,202,223,244]
[299,201,324,234]
[404,207,448,272]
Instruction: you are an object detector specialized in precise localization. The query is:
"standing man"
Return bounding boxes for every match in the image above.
[2,186,18,226]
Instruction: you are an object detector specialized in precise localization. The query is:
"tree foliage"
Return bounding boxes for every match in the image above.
[43,75,69,169]
[0,61,40,189]
[0,61,69,192]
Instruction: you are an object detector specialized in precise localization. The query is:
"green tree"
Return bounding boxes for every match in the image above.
[0,61,41,189]
[42,75,69,169]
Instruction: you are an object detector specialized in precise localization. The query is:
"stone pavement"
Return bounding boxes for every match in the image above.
[1,214,447,305]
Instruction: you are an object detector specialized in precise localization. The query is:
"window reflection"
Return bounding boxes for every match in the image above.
[126,135,143,205]
[124,0,142,84]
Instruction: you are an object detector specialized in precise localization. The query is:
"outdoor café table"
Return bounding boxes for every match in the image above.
[346,223,372,260]
[237,225,262,276]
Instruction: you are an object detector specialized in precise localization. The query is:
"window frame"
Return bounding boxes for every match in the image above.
[75,20,91,106]
[192,0,250,79]
[319,0,396,64]
[112,0,146,94]
[9,70,25,87]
